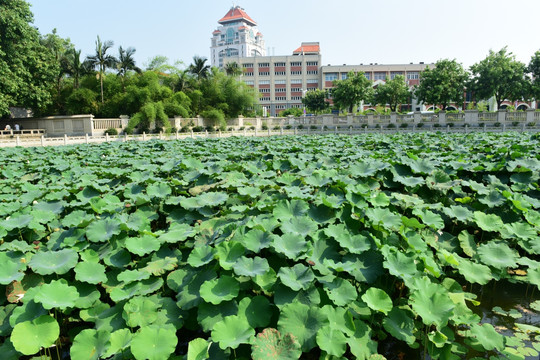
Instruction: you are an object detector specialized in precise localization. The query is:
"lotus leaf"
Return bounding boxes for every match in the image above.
[211,315,255,350]
[28,248,78,275]
[123,296,160,327]
[272,233,309,259]
[86,218,122,242]
[238,295,272,328]
[167,268,216,310]
[187,246,216,267]
[10,315,59,355]
[199,276,239,305]
[125,234,161,256]
[251,328,302,360]
[410,277,455,328]
[103,328,133,358]
[323,278,358,306]
[238,229,275,252]
[0,252,26,285]
[34,279,79,310]
[361,287,393,314]
[278,302,327,352]
[158,223,196,243]
[456,259,492,285]
[348,319,378,358]
[278,264,315,291]
[197,301,238,332]
[187,338,210,360]
[365,207,402,231]
[316,325,348,357]
[147,182,172,198]
[382,307,416,345]
[70,329,111,360]
[180,192,229,209]
[144,257,177,275]
[233,256,270,277]
[443,205,474,223]
[324,224,372,254]
[74,261,107,284]
[467,323,505,351]
[473,212,504,232]
[477,241,518,269]
[216,241,245,270]
[280,217,318,237]
[131,324,178,360]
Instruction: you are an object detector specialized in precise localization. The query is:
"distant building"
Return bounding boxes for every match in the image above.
[211,6,266,68]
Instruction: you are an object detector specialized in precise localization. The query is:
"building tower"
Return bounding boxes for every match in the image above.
[211,6,266,68]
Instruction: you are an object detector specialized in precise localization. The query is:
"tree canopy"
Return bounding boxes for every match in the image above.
[331,72,373,113]
[373,75,410,112]
[0,0,58,116]
[414,59,468,110]
[302,89,329,114]
[469,47,529,108]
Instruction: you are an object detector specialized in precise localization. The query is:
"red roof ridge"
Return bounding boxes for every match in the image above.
[218,6,257,26]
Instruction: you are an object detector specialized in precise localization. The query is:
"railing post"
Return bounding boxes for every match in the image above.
[143,132,146,141]
[335,126,338,134]
[106,133,110,142]
[483,123,487,132]
[64,134,68,145]
[244,128,247,136]
[280,127,283,136]
[159,131,163,140]
[268,127,271,136]
[349,126,352,135]
[255,128,258,137]
[41,135,45,147]
[176,130,179,140]
[205,130,208,137]
[465,125,468,133]
[124,134,128,142]
[191,130,194,139]
[85,133,89,144]
[447,125,450,133]
[522,123,526,132]
[219,130,222,137]
[502,124,506,132]
[16,136,20,146]
[294,127,298,135]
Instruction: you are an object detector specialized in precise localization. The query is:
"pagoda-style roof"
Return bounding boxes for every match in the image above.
[218,6,257,26]
[293,42,321,55]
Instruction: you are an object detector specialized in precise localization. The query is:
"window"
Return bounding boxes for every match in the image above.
[275,80,286,85]
[275,71,286,76]
[307,79,318,84]
[374,72,386,80]
[290,71,302,75]
[275,96,287,101]
[390,71,403,80]
[291,62,302,67]
[274,62,286,67]
[292,104,303,108]
[275,88,286,92]
[276,105,286,109]
[243,63,253,68]
[258,62,270,67]
[407,71,419,80]
[291,87,302,92]
[364,73,371,80]
[259,80,270,85]
[259,71,270,76]
[341,73,348,80]
[244,80,254,85]
[325,73,338,81]
[244,72,254,77]
[291,79,302,84]
[307,61,318,66]
[291,96,302,100]
[307,70,318,75]
[259,88,270,93]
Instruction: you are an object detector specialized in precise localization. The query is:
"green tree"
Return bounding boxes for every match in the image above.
[188,56,210,81]
[528,50,540,108]
[0,0,58,116]
[469,47,529,108]
[224,61,242,77]
[63,48,91,89]
[86,36,117,104]
[414,59,468,110]
[302,89,329,114]
[331,71,373,113]
[117,46,141,91]
[374,75,410,112]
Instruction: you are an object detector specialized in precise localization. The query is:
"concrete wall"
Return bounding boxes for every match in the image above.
[1,115,94,137]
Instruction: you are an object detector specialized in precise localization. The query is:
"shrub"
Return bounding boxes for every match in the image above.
[387,123,396,129]
[297,124,305,129]
[416,123,424,128]
[205,125,216,132]
[227,127,234,131]
[512,121,520,127]
[180,126,190,133]
[527,122,536,127]
[494,122,501,127]
[434,123,441,128]
[310,125,317,130]
[201,109,226,128]
[261,124,268,130]
[104,128,118,136]
[448,122,455,127]
[273,126,280,130]
[285,125,292,130]
[239,126,245,130]
[399,123,408,128]
[219,124,227,132]
[192,126,204,132]
[249,126,255,130]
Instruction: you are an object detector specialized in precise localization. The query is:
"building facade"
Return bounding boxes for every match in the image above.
[211,6,266,68]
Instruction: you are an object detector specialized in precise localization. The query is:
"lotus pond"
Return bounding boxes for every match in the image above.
[0,132,539,360]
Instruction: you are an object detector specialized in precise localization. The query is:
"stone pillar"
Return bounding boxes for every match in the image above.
[390,112,397,124]
[413,111,422,124]
[465,110,478,126]
[367,114,374,126]
[438,111,446,125]
[237,115,244,128]
[526,109,535,124]
[173,116,182,130]
[120,115,130,130]
[497,109,506,123]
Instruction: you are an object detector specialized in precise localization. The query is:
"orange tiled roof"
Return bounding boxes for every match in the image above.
[213,30,221,34]
[293,44,320,54]
[218,6,257,26]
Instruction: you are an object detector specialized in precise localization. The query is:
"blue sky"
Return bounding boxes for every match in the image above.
[27,0,540,70]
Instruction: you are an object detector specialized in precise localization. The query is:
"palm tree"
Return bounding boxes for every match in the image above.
[224,61,242,77]
[86,36,117,103]
[188,56,210,81]
[116,46,141,91]
[63,48,90,89]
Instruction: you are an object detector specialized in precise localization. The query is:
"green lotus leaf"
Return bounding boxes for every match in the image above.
[180,192,229,209]
[86,218,122,242]
[157,223,196,244]
[473,212,504,232]
[251,328,302,360]
[361,287,393,315]
[254,267,278,292]
[131,324,178,360]
[74,261,107,284]
[456,258,492,285]
[443,205,474,223]
[458,230,477,257]
[9,298,47,327]
[308,203,337,224]
[81,303,126,332]
[167,268,216,310]
[233,257,270,277]
[323,278,358,306]
[324,224,372,254]
[278,302,327,352]
[147,182,172,198]
[477,241,518,269]
[528,267,540,289]
[90,194,123,214]
[316,325,348,357]
[122,296,160,328]
[117,269,151,284]
[216,241,246,270]
[70,329,111,360]
[408,158,436,174]
[197,301,238,332]
[413,208,444,230]
[467,323,505,351]
[0,239,34,253]
[125,234,161,256]
[200,276,240,305]
[6,274,43,304]
[103,328,133,358]
[365,207,402,231]
[343,251,384,284]
[478,190,506,208]
[187,246,216,267]
[73,282,101,309]
[187,338,210,360]
[381,246,418,280]
[237,186,262,198]
[238,228,275,253]
[34,279,79,310]
[272,233,309,259]
[278,264,315,291]
[348,162,383,177]
[144,257,178,275]
[280,217,318,237]
[10,315,59,356]
[410,277,455,328]
[0,252,26,285]
[501,222,537,240]
[0,338,19,360]
[382,307,416,345]
[238,295,272,329]
[28,248,78,275]
[1,214,33,231]
[212,315,255,350]
[61,209,94,228]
